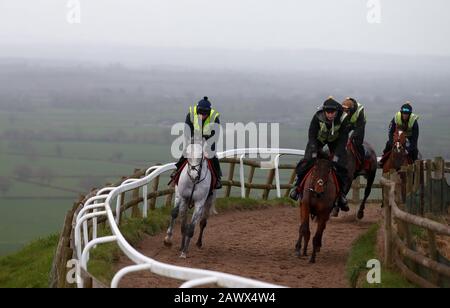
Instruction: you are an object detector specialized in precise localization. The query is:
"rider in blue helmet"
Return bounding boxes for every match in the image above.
[172,97,222,189]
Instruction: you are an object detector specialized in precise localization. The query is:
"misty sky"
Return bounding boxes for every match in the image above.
[1,0,450,63]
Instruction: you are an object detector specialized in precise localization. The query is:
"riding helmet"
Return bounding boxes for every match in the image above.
[197,96,212,115]
[400,102,413,114]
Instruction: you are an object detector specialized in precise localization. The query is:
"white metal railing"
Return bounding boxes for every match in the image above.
[73,148,304,288]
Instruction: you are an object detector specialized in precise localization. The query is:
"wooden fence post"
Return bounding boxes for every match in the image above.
[434,157,445,214]
[426,159,432,213]
[419,161,425,216]
[427,230,441,286]
[245,166,256,198]
[406,165,414,211]
[165,190,174,208]
[119,176,127,224]
[384,173,393,268]
[149,175,160,210]
[131,169,141,218]
[262,169,275,200]
[225,161,236,197]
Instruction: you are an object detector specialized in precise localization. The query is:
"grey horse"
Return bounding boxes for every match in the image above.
[164,144,216,258]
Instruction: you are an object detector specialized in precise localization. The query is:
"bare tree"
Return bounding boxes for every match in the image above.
[35,167,55,184]
[13,165,33,181]
[0,177,12,195]
[79,176,103,191]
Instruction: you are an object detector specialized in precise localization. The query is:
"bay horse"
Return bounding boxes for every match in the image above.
[295,158,338,263]
[334,140,378,219]
[382,128,411,174]
[164,143,217,258]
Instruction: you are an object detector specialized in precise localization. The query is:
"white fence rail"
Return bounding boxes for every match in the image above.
[73,148,304,288]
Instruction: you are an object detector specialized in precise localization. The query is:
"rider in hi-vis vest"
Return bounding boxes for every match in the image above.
[342,97,367,161]
[173,96,222,189]
[290,97,351,212]
[380,102,419,167]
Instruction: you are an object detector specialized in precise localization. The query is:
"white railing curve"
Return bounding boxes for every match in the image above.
[73,148,304,288]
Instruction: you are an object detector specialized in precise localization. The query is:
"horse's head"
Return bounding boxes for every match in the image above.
[393,129,407,152]
[185,143,205,180]
[392,129,408,169]
[309,159,333,197]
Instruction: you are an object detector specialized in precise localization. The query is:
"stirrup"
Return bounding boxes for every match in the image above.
[215,180,222,189]
[289,189,300,201]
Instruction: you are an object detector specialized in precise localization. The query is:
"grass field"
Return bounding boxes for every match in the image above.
[0,107,180,256]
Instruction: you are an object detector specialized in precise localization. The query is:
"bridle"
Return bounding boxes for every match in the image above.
[187,154,208,185]
[308,164,330,198]
[186,148,209,209]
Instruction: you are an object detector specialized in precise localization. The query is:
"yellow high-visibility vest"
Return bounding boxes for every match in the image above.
[318,113,348,144]
[189,105,220,136]
[394,112,419,137]
[350,103,366,125]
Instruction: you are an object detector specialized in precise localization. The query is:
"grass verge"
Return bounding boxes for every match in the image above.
[0,234,58,288]
[346,224,416,288]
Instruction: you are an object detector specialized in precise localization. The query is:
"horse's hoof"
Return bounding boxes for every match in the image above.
[196,242,203,249]
[180,252,187,259]
[309,258,316,264]
[295,250,301,258]
[357,211,365,220]
[331,207,339,217]
[303,252,308,257]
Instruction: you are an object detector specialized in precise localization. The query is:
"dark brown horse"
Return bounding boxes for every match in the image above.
[337,141,378,220]
[295,158,338,263]
[382,128,411,174]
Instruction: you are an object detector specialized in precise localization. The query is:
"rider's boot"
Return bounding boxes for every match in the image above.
[289,176,303,201]
[289,189,302,201]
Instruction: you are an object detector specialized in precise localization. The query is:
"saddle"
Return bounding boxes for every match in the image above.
[169,159,218,196]
[347,140,371,172]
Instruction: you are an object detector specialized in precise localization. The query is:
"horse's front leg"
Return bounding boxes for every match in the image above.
[196,195,213,249]
[310,214,328,264]
[164,195,181,247]
[180,197,207,258]
[178,199,189,254]
[296,200,310,257]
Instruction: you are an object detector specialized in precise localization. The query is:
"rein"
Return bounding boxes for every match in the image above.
[186,153,209,209]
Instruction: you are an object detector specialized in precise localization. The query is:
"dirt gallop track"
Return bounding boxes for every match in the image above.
[117,204,382,288]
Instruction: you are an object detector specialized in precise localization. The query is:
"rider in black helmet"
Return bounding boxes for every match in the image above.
[290,97,351,212]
